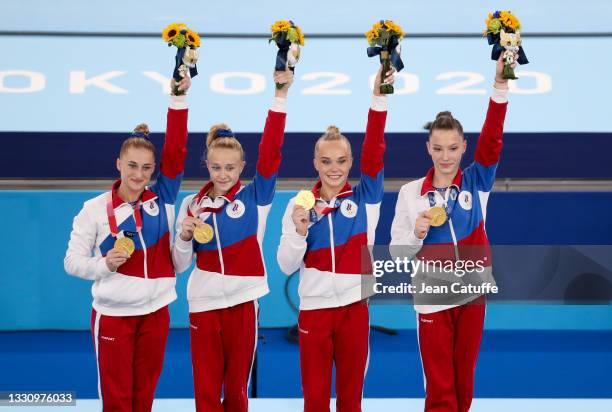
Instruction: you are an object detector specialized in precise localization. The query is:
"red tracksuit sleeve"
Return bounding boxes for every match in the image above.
[357,108,387,204]
[466,98,507,192]
[250,110,286,206]
[153,107,188,204]
[474,99,507,167]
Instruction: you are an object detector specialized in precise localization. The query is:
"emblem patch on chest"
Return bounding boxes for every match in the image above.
[226,199,246,218]
[340,199,358,218]
[458,191,473,211]
[143,201,160,216]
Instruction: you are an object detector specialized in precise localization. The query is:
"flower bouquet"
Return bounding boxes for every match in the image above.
[366,20,405,94]
[269,20,304,89]
[162,22,201,95]
[484,11,529,80]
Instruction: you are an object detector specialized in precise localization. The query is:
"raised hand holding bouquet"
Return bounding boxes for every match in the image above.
[366,20,405,94]
[484,11,529,80]
[162,22,201,95]
[269,20,304,89]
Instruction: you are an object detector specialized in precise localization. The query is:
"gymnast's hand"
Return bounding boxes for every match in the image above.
[291,205,309,236]
[171,76,192,95]
[180,216,203,242]
[274,69,294,98]
[414,210,432,240]
[105,248,129,272]
[373,64,396,97]
[494,54,511,89]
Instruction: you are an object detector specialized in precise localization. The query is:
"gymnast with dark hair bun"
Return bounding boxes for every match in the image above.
[390,54,514,412]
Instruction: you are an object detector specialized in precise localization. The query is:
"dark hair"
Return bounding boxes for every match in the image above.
[424,111,464,138]
[119,123,156,157]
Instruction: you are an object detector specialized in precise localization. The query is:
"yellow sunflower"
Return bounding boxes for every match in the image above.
[509,15,521,30]
[295,26,305,46]
[271,20,291,33]
[186,29,201,48]
[383,20,405,38]
[162,23,184,42]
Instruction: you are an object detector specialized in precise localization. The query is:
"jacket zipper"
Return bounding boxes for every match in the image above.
[448,218,459,260]
[138,230,149,278]
[328,213,336,273]
[212,213,224,275]
[440,189,460,261]
[328,209,339,300]
[136,203,151,306]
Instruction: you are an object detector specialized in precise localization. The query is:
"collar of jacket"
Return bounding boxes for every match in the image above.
[111,179,157,208]
[420,167,462,196]
[311,180,353,202]
[195,180,242,204]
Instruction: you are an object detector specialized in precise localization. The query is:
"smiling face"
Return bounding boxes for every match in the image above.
[427,129,467,179]
[116,147,156,195]
[206,147,245,197]
[313,139,353,197]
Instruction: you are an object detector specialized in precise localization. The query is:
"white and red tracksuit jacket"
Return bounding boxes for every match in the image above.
[277,96,387,310]
[390,88,508,314]
[64,96,188,316]
[172,98,287,313]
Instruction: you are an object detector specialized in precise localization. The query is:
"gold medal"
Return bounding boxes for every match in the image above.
[295,190,315,210]
[193,223,214,244]
[428,206,447,227]
[114,237,135,256]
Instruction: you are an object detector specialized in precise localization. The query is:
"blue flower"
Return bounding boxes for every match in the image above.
[493,11,501,18]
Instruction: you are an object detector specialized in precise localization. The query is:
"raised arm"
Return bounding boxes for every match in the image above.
[250,70,293,205]
[469,56,509,191]
[152,77,191,204]
[356,66,392,205]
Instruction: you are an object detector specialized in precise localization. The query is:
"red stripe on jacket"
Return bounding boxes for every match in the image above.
[196,235,265,276]
[360,109,387,178]
[303,232,371,274]
[256,110,287,178]
[160,108,189,178]
[116,232,175,278]
[417,221,492,268]
[474,99,507,167]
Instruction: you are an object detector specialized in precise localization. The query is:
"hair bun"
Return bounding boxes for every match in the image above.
[435,111,453,120]
[326,125,340,135]
[207,123,232,148]
[133,123,150,136]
